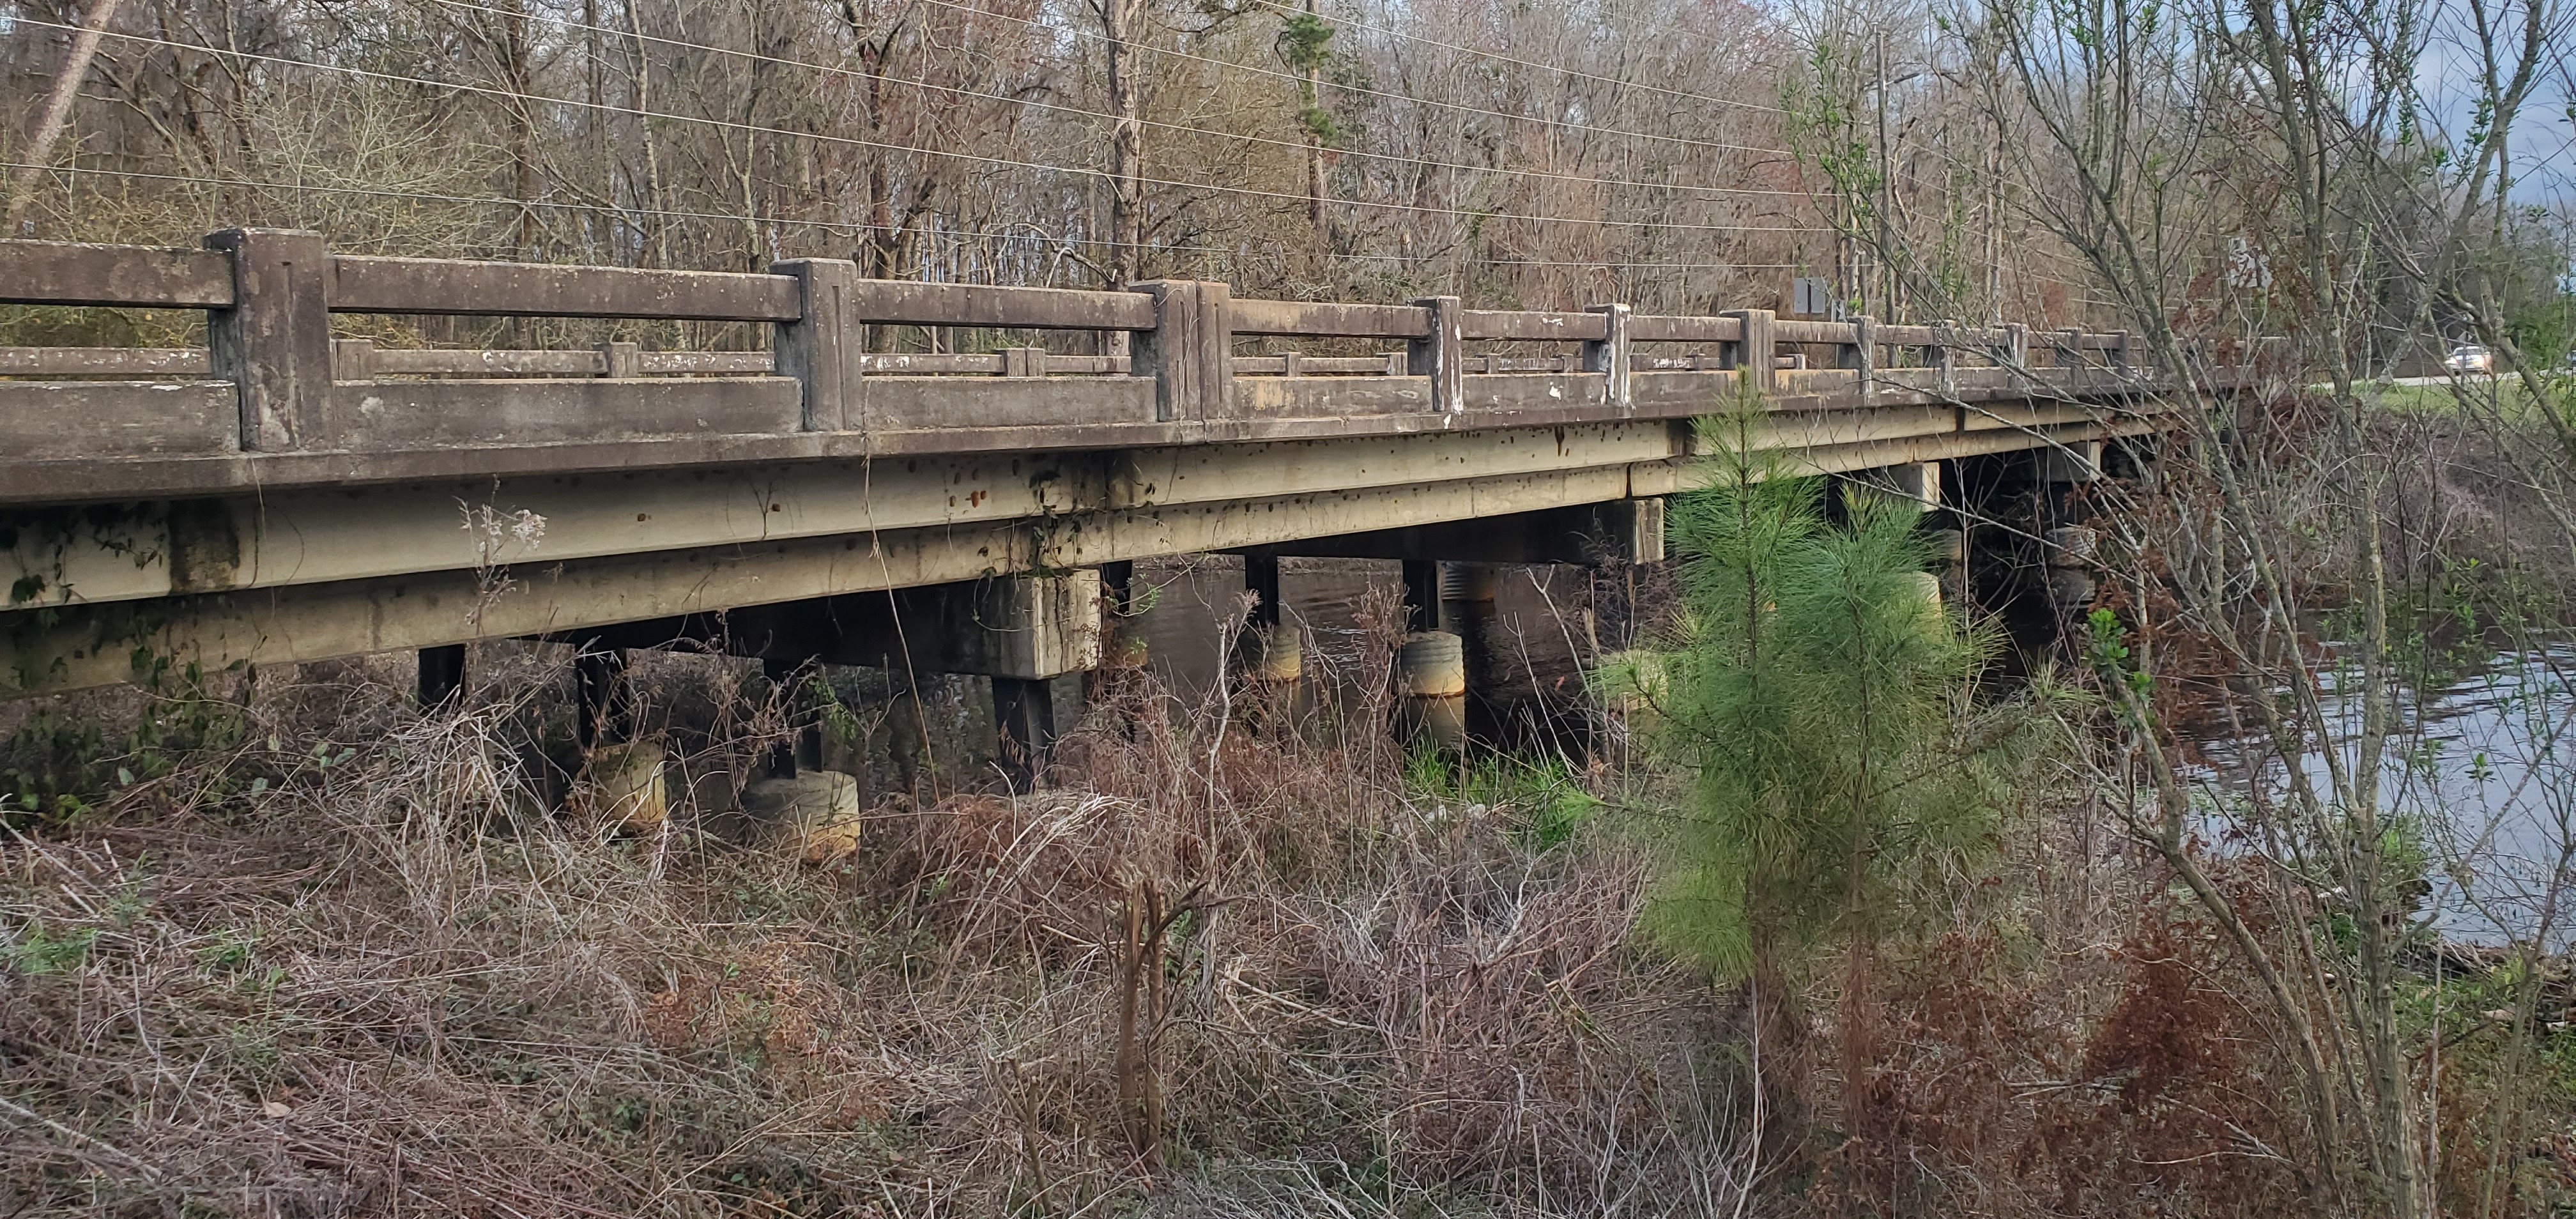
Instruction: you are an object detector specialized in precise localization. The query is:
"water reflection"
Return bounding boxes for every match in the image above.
[2188,645,2576,947]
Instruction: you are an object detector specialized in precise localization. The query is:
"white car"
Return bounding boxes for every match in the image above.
[2444,344,2495,374]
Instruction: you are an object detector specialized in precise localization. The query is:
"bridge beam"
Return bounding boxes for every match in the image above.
[1843,461,1942,514]
[1,421,2157,699]
[1236,499,1664,567]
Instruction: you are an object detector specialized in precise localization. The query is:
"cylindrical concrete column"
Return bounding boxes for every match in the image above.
[2044,525,2098,610]
[1396,630,1468,752]
[1924,527,1968,606]
[1441,562,1503,742]
[1901,571,1945,625]
[571,642,660,832]
[574,645,636,750]
[1401,559,1443,634]
[1235,624,1303,684]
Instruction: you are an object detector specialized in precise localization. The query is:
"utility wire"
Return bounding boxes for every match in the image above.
[1246,0,1791,116]
[887,0,1801,162]
[425,0,1814,201]
[6,162,1825,272]
[24,19,1823,238]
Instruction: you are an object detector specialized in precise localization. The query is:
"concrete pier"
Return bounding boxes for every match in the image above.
[1395,629,1469,753]
[2045,526,2099,612]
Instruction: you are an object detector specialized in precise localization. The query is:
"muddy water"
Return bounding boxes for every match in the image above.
[2185,645,2576,948]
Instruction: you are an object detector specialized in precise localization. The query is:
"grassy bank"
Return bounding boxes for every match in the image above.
[0,648,1748,1216]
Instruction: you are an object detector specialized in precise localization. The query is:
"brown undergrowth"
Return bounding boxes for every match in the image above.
[0,638,1746,1215]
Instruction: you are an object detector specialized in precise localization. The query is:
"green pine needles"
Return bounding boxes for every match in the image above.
[1617,402,2011,984]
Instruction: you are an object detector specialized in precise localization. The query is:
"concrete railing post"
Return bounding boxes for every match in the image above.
[1002,346,1049,378]
[1722,307,1775,393]
[599,340,641,379]
[1582,302,1631,415]
[1134,280,1230,422]
[771,258,859,431]
[1839,314,1877,403]
[2003,323,2029,387]
[206,227,334,451]
[331,337,374,380]
[2058,328,2084,371]
[1409,295,1463,415]
[1931,319,1958,396]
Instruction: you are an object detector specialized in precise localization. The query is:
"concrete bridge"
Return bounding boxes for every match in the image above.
[0,229,2173,776]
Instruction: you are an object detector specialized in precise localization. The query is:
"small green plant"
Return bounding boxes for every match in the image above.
[1406,749,1603,847]
[4,921,96,975]
[199,928,257,973]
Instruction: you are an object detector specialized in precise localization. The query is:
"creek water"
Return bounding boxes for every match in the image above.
[2186,645,2576,949]
[1121,553,2576,950]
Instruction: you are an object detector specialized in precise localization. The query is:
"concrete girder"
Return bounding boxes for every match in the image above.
[7,424,1680,611]
[1,464,1627,696]
[3,407,2144,615]
[0,414,2172,698]
[1236,499,1665,566]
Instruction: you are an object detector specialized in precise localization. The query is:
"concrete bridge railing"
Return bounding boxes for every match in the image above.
[0,229,2179,733]
[0,229,2151,500]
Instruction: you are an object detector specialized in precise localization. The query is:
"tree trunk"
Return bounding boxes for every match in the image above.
[1102,0,1145,286]
[6,0,126,231]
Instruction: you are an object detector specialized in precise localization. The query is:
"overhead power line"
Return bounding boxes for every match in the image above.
[890,0,1800,162]
[1246,0,1791,117]
[423,0,1812,202]
[24,19,1823,238]
[6,162,1826,272]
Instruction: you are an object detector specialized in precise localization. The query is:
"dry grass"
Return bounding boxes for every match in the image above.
[0,629,1751,1216]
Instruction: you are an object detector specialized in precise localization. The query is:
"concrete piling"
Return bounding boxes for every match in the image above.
[1395,629,1469,753]
[567,642,662,831]
[2044,525,2099,611]
[574,645,636,751]
[578,737,668,833]
[1924,527,1968,605]
[1441,562,1502,739]
[739,767,865,863]
[760,656,824,778]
